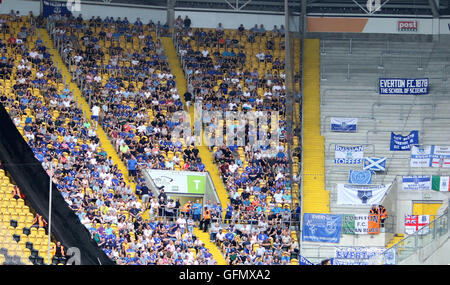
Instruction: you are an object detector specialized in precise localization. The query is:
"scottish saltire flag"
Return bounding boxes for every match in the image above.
[363,157,386,171]
[349,170,372,184]
[331,118,358,132]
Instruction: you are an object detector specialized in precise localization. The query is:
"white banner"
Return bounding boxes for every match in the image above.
[405,215,430,235]
[330,118,358,132]
[354,215,369,234]
[431,146,450,168]
[335,145,364,164]
[402,176,431,191]
[333,247,395,265]
[410,145,432,168]
[337,184,391,205]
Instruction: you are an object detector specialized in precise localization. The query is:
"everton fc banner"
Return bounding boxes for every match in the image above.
[390,130,419,151]
[379,78,429,95]
[337,184,391,205]
[43,0,75,18]
[302,213,342,243]
[330,118,357,132]
[410,145,450,168]
[402,176,431,191]
[348,170,372,184]
[335,145,364,164]
[333,247,396,265]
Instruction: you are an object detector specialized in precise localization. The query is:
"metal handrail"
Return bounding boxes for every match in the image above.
[371,102,435,120]
[327,143,376,157]
[322,115,377,134]
[375,205,450,265]
[365,129,420,145]
[422,116,450,135]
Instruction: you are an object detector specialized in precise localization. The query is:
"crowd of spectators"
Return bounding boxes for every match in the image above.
[174,22,300,226]
[1,14,215,265]
[173,21,301,264]
[50,14,206,185]
[1,12,300,265]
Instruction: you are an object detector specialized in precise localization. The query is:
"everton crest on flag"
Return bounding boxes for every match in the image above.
[349,170,372,184]
[337,184,391,205]
[363,157,386,171]
[331,118,358,132]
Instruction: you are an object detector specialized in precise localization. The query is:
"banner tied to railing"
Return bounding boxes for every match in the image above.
[410,145,450,168]
[390,130,419,151]
[379,78,429,95]
[332,247,396,265]
[330,117,358,132]
[337,184,391,205]
[302,213,342,243]
[335,145,364,164]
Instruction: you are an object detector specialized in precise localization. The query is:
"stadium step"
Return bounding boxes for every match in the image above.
[385,234,406,248]
[39,29,135,190]
[160,37,194,126]
[161,37,229,216]
[161,36,228,208]
[302,39,330,214]
[193,228,227,265]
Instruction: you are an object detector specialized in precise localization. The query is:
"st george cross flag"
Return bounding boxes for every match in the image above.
[363,157,386,171]
[431,176,450,192]
[431,146,450,168]
[404,215,430,235]
[349,170,372,184]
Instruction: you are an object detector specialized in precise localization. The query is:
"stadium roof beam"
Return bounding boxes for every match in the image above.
[223,0,254,11]
[428,0,440,17]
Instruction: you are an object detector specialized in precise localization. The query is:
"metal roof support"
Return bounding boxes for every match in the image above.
[428,0,440,18]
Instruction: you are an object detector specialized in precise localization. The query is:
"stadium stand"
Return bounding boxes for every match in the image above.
[172,21,301,264]
[0,161,61,265]
[3,0,448,267]
[0,13,218,265]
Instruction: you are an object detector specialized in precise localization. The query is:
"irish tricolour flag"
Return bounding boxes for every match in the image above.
[431,176,450,192]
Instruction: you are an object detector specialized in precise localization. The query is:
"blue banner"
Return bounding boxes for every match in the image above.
[390,130,419,151]
[349,170,372,184]
[298,255,315,265]
[302,213,342,243]
[330,118,357,132]
[379,78,429,95]
[363,157,386,171]
[43,0,74,18]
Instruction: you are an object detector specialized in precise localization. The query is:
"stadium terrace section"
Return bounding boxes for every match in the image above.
[173,19,300,263]
[1,14,216,265]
